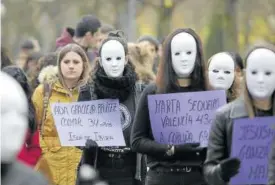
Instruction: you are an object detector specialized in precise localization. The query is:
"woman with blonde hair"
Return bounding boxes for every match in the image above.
[128,43,156,86]
[32,43,91,185]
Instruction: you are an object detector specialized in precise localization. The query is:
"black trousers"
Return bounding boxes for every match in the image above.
[99,166,138,185]
[145,168,207,185]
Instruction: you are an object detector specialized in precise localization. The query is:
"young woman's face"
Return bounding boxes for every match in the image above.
[60,51,84,81]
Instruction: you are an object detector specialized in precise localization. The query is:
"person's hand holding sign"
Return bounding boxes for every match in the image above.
[165,142,204,158]
[83,139,99,166]
[218,157,241,182]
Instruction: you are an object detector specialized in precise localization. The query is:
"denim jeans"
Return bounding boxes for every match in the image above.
[145,169,206,185]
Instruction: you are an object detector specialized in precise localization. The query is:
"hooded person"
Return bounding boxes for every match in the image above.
[206,52,243,102]
[2,66,42,167]
[1,71,48,185]
[32,43,91,185]
[130,28,207,185]
[76,30,141,185]
[204,43,275,185]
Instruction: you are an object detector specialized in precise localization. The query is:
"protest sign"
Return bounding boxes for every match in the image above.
[147,90,226,147]
[230,116,275,185]
[51,99,126,147]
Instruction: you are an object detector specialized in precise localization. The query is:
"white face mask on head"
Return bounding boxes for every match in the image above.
[208,52,235,90]
[171,32,197,78]
[246,48,275,100]
[1,72,28,163]
[100,40,127,78]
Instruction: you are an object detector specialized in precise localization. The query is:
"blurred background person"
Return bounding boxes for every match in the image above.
[2,66,42,168]
[1,71,48,185]
[1,47,13,69]
[23,51,44,89]
[96,23,115,49]
[137,35,160,74]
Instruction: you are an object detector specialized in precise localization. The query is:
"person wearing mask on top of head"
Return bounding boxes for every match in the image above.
[131,28,207,185]
[204,43,275,185]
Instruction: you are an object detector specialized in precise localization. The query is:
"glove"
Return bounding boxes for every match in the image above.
[173,143,203,158]
[85,139,98,149]
[83,139,98,165]
[219,157,241,182]
[175,143,201,153]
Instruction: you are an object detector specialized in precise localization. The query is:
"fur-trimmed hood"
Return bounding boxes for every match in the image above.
[38,65,58,84]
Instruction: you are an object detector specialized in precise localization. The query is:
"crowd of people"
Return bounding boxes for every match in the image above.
[1,13,275,185]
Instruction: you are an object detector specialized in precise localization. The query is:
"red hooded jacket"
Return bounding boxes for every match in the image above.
[17,129,41,167]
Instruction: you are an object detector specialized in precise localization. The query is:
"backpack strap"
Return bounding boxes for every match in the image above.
[39,83,52,138]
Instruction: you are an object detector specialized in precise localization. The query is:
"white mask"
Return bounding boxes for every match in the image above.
[100,40,127,78]
[208,52,235,90]
[246,48,275,99]
[1,72,28,163]
[171,32,197,78]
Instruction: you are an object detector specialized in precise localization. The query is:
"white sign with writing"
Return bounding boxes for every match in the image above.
[51,99,126,147]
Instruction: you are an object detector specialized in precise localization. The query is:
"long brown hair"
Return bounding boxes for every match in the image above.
[57,43,91,88]
[128,42,156,84]
[156,28,205,94]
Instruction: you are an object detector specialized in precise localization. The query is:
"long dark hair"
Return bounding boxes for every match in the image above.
[2,66,37,143]
[156,28,205,93]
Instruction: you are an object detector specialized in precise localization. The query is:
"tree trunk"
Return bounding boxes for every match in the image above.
[223,0,238,51]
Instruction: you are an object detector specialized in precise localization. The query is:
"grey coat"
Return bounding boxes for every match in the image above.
[1,162,48,185]
[269,138,275,185]
[203,97,275,185]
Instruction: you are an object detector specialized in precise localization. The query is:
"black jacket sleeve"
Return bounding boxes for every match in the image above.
[78,84,91,102]
[203,110,227,185]
[130,84,170,159]
[269,138,275,185]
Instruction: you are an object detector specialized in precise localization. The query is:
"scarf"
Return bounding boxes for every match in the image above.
[94,63,137,102]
